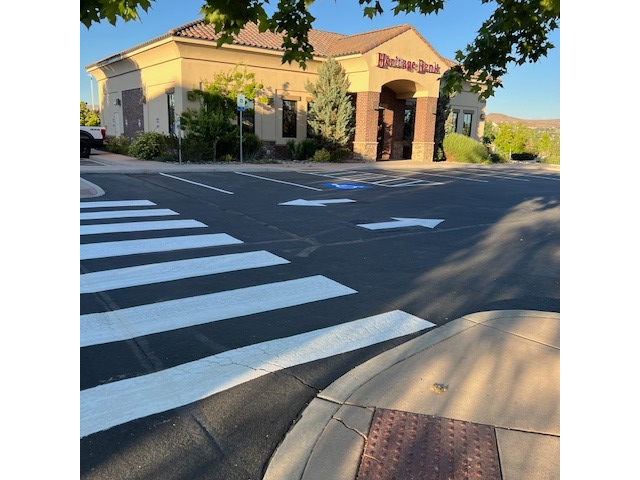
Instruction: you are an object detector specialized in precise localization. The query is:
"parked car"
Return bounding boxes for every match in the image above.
[80,125,107,148]
[81,126,106,158]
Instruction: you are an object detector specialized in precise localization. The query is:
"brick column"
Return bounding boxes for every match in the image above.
[390,98,406,160]
[412,96,438,162]
[353,91,380,162]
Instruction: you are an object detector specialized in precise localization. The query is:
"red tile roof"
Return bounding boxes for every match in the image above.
[88,19,447,67]
[170,20,416,57]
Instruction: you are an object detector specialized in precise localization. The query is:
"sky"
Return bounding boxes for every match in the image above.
[79,0,560,120]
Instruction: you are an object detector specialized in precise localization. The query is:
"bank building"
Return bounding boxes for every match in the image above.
[86,20,487,162]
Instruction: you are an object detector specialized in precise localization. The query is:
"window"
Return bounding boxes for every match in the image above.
[462,112,473,137]
[238,99,255,134]
[282,100,297,138]
[447,110,459,134]
[307,101,315,138]
[167,93,175,135]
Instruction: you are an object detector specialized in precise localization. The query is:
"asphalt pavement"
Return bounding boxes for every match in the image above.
[81,151,560,479]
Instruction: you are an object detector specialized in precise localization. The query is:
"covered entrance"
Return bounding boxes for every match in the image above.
[352,81,438,162]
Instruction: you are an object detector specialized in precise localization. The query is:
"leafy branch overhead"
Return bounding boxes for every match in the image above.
[81,0,153,27]
[81,0,559,99]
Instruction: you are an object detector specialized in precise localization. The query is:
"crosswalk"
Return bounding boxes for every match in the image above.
[80,199,435,438]
[300,169,441,187]
[298,167,559,187]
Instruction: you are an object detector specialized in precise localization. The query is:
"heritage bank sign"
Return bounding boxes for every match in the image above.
[376,52,441,75]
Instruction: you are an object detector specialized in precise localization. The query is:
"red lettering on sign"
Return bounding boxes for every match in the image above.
[377,52,440,75]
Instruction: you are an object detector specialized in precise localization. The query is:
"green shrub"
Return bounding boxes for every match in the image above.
[128,132,169,160]
[181,135,214,163]
[106,135,131,155]
[286,139,299,160]
[242,133,262,157]
[489,152,507,164]
[162,135,180,161]
[286,139,319,160]
[443,133,490,164]
[219,153,236,162]
[311,148,331,162]
[214,130,239,159]
[299,139,318,160]
[330,147,351,162]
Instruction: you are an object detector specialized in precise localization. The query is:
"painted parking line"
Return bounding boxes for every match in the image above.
[159,172,234,194]
[80,310,434,438]
[80,234,243,260]
[80,209,179,221]
[80,200,156,209]
[80,219,207,236]
[80,275,357,347]
[80,251,290,294]
[458,168,530,181]
[234,171,323,191]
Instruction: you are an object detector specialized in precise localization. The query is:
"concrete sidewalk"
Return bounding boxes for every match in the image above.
[264,310,559,480]
[80,150,560,176]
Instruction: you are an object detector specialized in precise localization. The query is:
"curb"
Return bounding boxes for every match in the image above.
[80,177,105,198]
[263,309,559,480]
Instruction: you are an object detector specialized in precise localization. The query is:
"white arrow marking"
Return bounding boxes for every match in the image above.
[357,217,444,230]
[279,199,356,207]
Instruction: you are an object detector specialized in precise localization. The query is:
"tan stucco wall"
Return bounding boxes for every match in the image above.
[176,40,324,144]
[88,40,184,137]
[449,86,487,141]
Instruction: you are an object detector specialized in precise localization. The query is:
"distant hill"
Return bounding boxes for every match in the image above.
[486,113,559,129]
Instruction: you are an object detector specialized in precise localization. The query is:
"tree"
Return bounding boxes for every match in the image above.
[197,64,265,104]
[305,57,355,150]
[81,0,559,99]
[433,92,452,161]
[492,122,531,158]
[81,0,152,27]
[179,65,264,161]
[180,104,234,161]
[80,101,100,126]
[483,121,496,145]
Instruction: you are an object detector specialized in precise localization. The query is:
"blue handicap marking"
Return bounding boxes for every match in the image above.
[322,183,372,190]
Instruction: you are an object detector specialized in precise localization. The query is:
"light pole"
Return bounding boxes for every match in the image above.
[88,74,95,111]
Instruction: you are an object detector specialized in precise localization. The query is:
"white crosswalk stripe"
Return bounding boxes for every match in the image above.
[80,251,290,293]
[80,310,434,438]
[80,219,207,235]
[80,233,243,260]
[80,208,179,220]
[81,275,357,347]
[80,200,156,209]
